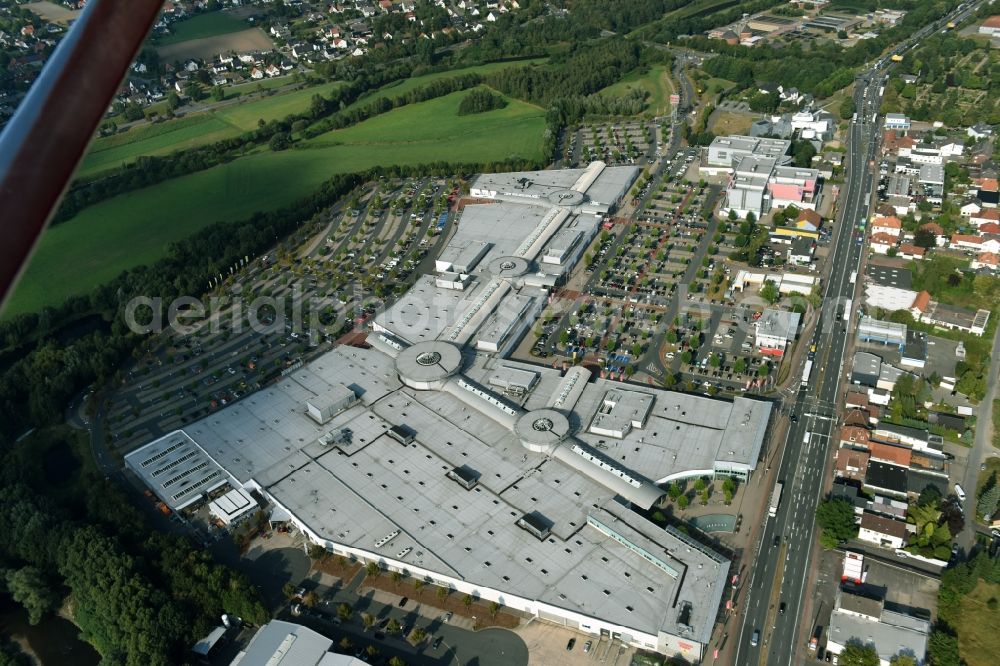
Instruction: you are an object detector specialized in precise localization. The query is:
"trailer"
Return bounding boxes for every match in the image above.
[768,482,783,518]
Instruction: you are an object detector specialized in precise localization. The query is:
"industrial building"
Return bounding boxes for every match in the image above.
[126,164,774,662]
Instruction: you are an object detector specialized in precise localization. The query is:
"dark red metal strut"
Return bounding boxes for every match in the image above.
[0,0,164,311]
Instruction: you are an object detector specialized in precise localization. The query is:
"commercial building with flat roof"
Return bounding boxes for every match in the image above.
[125,165,773,662]
[703,135,792,175]
[826,590,929,666]
[230,620,367,666]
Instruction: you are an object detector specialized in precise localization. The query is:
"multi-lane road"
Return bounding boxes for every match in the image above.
[732,3,988,663]
[733,70,880,666]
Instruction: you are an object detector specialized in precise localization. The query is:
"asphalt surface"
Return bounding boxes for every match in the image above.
[732,4,987,663]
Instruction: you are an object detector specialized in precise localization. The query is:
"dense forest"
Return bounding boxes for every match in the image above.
[0,428,267,665]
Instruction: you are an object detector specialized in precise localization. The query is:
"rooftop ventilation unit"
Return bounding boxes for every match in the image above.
[446,465,480,491]
[516,512,552,541]
[387,425,415,446]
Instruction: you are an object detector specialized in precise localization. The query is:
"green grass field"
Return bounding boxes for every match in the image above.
[5,89,545,317]
[78,81,347,178]
[78,62,547,179]
[599,65,672,115]
[957,580,1000,666]
[157,12,247,46]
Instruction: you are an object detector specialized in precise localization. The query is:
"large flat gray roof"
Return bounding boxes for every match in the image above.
[128,341,769,644]
[128,164,770,651]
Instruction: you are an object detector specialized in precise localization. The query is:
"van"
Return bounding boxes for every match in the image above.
[955,484,966,502]
[751,629,760,647]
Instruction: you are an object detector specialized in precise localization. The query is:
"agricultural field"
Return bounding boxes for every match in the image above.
[599,65,673,116]
[78,81,346,178]
[24,1,80,24]
[157,11,249,46]
[157,29,275,62]
[6,89,545,316]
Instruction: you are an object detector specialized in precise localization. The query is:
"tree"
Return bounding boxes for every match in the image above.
[388,657,406,666]
[410,626,427,642]
[816,499,859,548]
[390,570,403,587]
[269,132,291,151]
[184,81,203,102]
[436,586,449,601]
[694,478,707,492]
[667,483,682,500]
[361,613,375,629]
[5,567,60,625]
[211,85,225,102]
[677,495,689,510]
[839,643,879,666]
[710,353,721,368]
[386,618,401,634]
[913,227,936,250]
[339,636,354,651]
[760,280,780,304]
[166,91,180,111]
[337,603,353,621]
[282,582,296,599]
[302,591,319,608]
[307,543,327,560]
[365,561,381,578]
[927,629,960,666]
[489,601,501,619]
[462,593,474,609]
[733,358,747,375]
[977,479,999,520]
[839,96,856,120]
[889,654,918,666]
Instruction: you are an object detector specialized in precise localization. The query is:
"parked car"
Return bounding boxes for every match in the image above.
[583,640,592,653]
[566,638,576,651]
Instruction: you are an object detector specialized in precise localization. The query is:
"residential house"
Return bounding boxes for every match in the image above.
[979,15,1000,36]
[787,237,816,265]
[972,252,1000,271]
[971,208,1000,227]
[869,232,897,255]
[967,123,994,140]
[897,244,925,260]
[857,511,908,549]
[871,215,902,238]
[836,448,870,481]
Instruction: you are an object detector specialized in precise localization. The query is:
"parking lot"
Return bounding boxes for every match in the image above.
[103,177,455,456]
[564,120,658,167]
